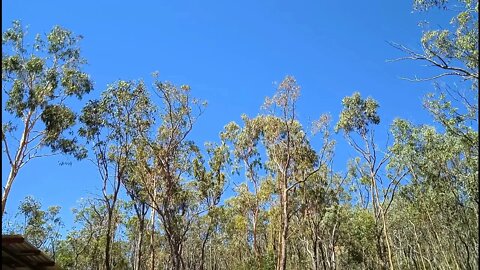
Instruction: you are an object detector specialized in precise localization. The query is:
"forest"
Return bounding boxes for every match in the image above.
[1,0,478,269]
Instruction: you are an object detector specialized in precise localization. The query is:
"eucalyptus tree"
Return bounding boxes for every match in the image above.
[219,184,256,268]
[293,114,348,270]
[217,173,275,269]
[1,21,93,217]
[56,198,107,269]
[408,0,478,206]
[385,1,479,267]
[389,0,478,197]
[17,196,63,256]
[219,77,344,269]
[79,80,153,270]
[260,76,319,270]
[192,141,230,270]
[335,93,404,270]
[3,196,63,259]
[337,206,377,269]
[123,191,150,270]
[390,0,478,84]
[134,75,206,270]
[130,136,159,270]
[56,197,130,269]
[221,114,269,261]
[388,117,478,269]
[123,200,151,270]
[122,120,155,270]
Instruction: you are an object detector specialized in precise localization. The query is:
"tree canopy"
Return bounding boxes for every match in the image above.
[2,1,478,269]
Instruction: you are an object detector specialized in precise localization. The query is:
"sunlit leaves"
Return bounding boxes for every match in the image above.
[5,79,26,117]
[41,105,75,142]
[61,68,93,98]
[335,92,380,136]
[263,75,300,117]
[2,20,93,158]
[2,55,22,73]
[25,56,45,74]
[413,0,448,10]
[415,0,479,83]
[6,196,64,255]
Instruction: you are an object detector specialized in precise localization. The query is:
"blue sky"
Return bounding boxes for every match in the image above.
[2,1,450,232]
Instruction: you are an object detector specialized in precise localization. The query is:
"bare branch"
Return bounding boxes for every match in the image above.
[387,41,478,81]
[2,134,14,167]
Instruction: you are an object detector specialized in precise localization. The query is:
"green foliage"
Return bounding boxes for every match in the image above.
[4,196,63,258]
[3,2,478,268]
[335,92,380,136]
[2,21,93,144]
[2,20,93,218]
[339,207,377,268]
[420,0,478,72]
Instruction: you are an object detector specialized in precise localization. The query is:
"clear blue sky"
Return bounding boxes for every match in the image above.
[2,1,449,232]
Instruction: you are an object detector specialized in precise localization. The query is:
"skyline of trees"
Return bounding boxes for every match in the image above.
[2,0,478,269]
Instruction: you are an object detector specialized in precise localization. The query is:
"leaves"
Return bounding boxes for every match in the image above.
[41,105,76,142]
[2,2,478,268]
[335,92,380,136]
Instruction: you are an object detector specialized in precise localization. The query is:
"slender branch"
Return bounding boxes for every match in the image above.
[2,135,14,167]
[26,130,46,145]
[345,135,370,162]
[399,72,466,82]
[387,41,478,81]
[26,152,60,161]
[287,166,321,192]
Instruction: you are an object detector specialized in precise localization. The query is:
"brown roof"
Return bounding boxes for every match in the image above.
[2,235,61,270]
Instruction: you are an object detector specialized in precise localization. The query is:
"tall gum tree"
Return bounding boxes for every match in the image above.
[335,93,406,270]
[192,141,230,270]
[385,1,478,267]
[135,75,206,270]
[387,1,478,267]
[79,80,153,270]
[221,114,266,261]
[296,114,346,270]
[260,76,319,270]
[2,21,93,218]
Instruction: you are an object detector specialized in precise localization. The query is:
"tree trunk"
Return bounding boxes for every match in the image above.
[319,242,328,270]
[2,168,18,217]
[2,111,33,218]
[253,206,259,258]
[135,217,145,270]
[149,210,156,270]
[277,186,288,270]
[311,238,318,270]
[169,239,184,270]
[329,223,338,270]
[199,226,211,270]
[372,176,394,270]
[105,208,114,270]
[104,173,121,270]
